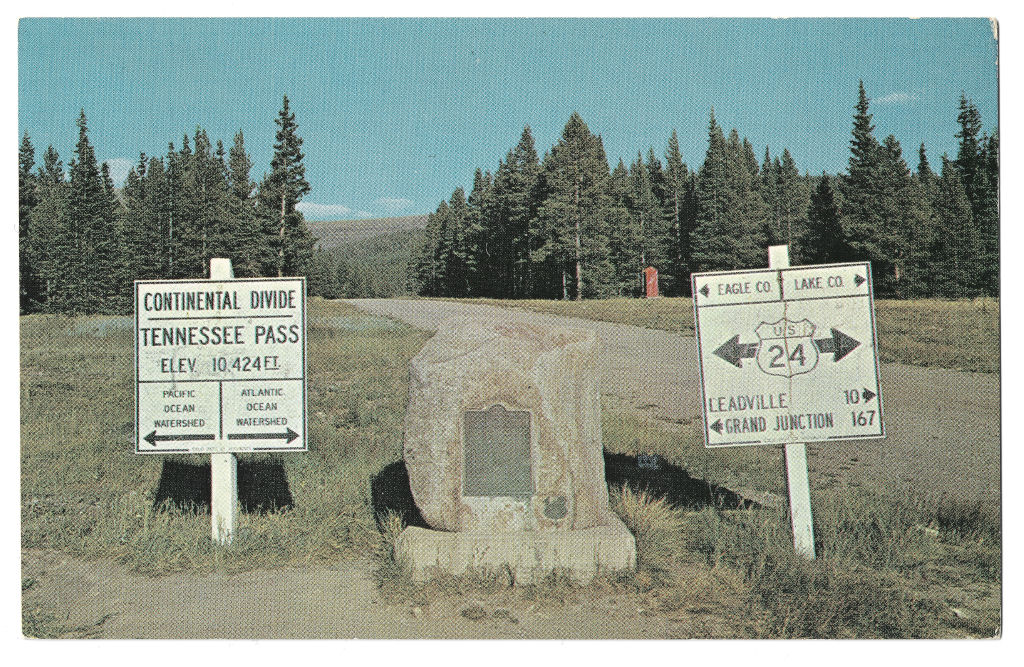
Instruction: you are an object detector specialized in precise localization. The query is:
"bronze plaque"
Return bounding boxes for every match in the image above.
[463,405,533,498]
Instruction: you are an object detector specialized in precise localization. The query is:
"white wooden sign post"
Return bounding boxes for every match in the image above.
[134,258,308,546]
[691,246,885,560]
[209,258,238,544]
[769,245,815,560]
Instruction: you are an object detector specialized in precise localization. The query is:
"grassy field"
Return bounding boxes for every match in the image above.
[21,299,1000,637]
[21,300,430,576]
[451,296,1000,373]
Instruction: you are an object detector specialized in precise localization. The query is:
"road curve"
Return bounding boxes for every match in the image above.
[346,298,1000,510]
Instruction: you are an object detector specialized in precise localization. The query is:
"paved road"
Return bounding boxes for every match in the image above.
[347,298,1000,510]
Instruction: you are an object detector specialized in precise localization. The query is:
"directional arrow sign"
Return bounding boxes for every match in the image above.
[812,328,861,362]
[692,261,884,447]
[227,428,300,443]
[143,431,216,446]
[713,335,759,368]
[714,327,861,370]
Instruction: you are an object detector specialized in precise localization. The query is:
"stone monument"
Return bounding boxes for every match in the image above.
[396,316,636,583]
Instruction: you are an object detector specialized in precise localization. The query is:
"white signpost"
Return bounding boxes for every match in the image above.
[691,247,884,558]
[135,259,307,544]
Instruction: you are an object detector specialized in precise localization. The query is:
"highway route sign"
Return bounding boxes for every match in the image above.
[691,261,884,447]
[135,277,307,453]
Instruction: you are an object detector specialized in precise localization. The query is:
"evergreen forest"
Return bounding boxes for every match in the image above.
[410,82,998,300]
[19,96,315,314]
[18,82,998,315]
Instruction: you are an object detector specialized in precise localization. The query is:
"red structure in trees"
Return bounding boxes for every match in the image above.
[643,266,659,298]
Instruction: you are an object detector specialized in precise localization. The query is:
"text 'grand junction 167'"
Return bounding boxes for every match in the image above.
[691,261,884,448]
[135,278,307,454]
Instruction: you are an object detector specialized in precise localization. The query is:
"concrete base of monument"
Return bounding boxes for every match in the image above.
[396,516,637,584]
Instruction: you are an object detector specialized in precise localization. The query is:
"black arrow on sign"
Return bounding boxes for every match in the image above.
[227,428,300,443]
[699,284,710,297]
[713,335,760,368]
[854,274,866,287]
[862,388,876,402]
[143,431,215,446]
[709,419,723,435]
[813,328,861,362]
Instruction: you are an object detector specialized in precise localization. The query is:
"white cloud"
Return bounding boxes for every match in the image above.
[375,197,414,212]
[102,157,136,186]
[297,202,354,220]
[874,92,918,106]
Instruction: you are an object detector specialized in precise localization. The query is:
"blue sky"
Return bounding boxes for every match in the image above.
[18,17,998,220]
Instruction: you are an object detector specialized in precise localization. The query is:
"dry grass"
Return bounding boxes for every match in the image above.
[610,485,686,580]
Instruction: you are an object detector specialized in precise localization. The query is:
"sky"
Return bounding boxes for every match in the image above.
[18,17,999,221]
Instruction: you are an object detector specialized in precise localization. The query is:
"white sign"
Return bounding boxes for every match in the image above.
[691,261,884,447]
[135,277,307,453]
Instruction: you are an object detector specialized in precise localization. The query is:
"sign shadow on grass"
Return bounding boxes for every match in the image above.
[152,459,294,514]
[370,451,753,528]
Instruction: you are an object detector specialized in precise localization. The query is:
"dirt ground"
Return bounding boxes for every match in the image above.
[21,549,752,639]
[347,298,1000,510]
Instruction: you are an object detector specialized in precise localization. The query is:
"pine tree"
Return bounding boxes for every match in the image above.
[66,110,114,312]
[479,158,507,296]
[917,143,936,193]
[951,95,999,296]
[839,82,907,294]
[258,95,314,277]
[439,187,471,296]
[641,149,672,280]
[679,171,699,289]
[164,141,182,277]
[911,144,941,296]
[691,110,731,271]
[211,138,234,259]
[798,173,847,264]
[226,130,263,277]
[931,156,981,298]
[142,156,171,279]
[99,160,130,311]
[878,135,931,297]
[955,94,984,209]
[173,127,232,278]
[28,146,69,311]
[760,147,781,244]
[533,112,616,299]
[482,127,542,297]
[120,152,161,284]
[414,201,449,296]
[509,127,542,297]
[464,168,493,296]
[775,149,810,253]
[19,133,38,312]
[629,152,657,270]
[975,130,999,295]
[691,111,765,271]
[663,130,691,294]
[607,158,640,294]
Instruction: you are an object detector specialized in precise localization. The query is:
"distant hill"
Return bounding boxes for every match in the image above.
[307,214,430,249]
[305,214,428,298]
